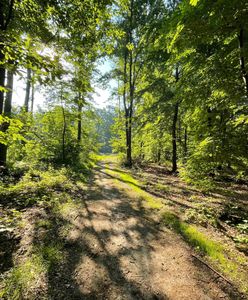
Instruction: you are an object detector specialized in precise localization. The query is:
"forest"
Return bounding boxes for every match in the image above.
[0,0,248,299]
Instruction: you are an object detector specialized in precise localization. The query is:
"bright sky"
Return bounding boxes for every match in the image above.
[12,59,117,110]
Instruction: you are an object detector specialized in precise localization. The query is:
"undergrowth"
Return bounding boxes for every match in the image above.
[0,163,88,299]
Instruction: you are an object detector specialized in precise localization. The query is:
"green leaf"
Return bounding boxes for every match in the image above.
[190,0,200,6]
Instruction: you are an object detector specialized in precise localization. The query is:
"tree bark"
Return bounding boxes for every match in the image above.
[172,101,179,173]
[0,0,14,166]
[31,79,35,113]
[0,51,5,115]
[172,66,180,173]
[24,68,32,112]
[4,69,13,116]
[123,40,130,167]
[0,69,13,166]
[238,28,248,98]
[61,105,66,163]
[183,126,187,162]
[77,93,82,142]
[126,0,134,168]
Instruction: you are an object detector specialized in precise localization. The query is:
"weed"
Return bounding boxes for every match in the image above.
[185,206,217,227]
[236,220,248,234]
[0,254,47,299]
[36,219,52,230]
[155,183,170,193]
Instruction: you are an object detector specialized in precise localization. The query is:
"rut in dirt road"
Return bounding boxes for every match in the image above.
[49,164,241,300]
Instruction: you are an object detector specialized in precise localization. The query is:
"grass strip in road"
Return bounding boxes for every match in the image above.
[104,166,163,209]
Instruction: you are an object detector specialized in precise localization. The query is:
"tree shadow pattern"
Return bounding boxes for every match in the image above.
[30,171,171,300]
[6,166,244,300]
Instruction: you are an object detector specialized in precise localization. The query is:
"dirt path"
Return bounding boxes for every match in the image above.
[50,162,239,300]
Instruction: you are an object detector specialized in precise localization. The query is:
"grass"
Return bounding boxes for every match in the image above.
[1,242,65,299]
[155,183,171,193]
[0,165,88,299]
[163,211,224,258]
[105,166,163,209]
[0,254,47,300]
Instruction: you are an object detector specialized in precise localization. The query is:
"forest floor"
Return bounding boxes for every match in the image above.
[0,155,247,299]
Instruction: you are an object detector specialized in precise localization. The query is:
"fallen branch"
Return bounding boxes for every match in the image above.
[191,254,233,286]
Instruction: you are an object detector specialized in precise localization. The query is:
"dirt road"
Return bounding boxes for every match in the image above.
[49,162,239,300]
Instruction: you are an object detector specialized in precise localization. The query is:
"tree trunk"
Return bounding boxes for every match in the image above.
[126,121,132,167]
[157,148,161,164]
[0,0,14,166]
[126,0,134,168]
[0,51,5,115]
[172,101,179,173]
[0,44,6,166]
[0,69,13,166]
[172,66,180,173]
[24,68,31,112]
[4,69,13,116]
[61,105,66,163]
[238,28,248,97]
[0,5,6,115]
[0,0,14,114]
[31,79,35,113]
[183,126,188,162]
[77,94,82,142]
[123,39,131,167]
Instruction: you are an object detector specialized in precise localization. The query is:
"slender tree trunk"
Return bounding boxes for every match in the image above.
[139,141,144,161]
[0,0,14,113]
[31,78,35,113]
[0,51,5,115]
[157,148,161,164]
[172,101,179,173]
[61,105,66,163]
[238,28,248,97]
[0,0,14,166]
[4,69,13,116]
[178,114,181,144]
[0,44,6,166]
[0,5,6,115]
[126,0,134,168]
[172,66,180,173]
[0,69,13,166]
[126,121,132,167]
[24,68,31,112]
[183,126,188,162]
[123,42,130,167]
[77,94,82,142]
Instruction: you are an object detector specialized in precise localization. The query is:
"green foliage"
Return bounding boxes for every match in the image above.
[109,0,248,186]
[0,116,24,146]
[96,106,116,153]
